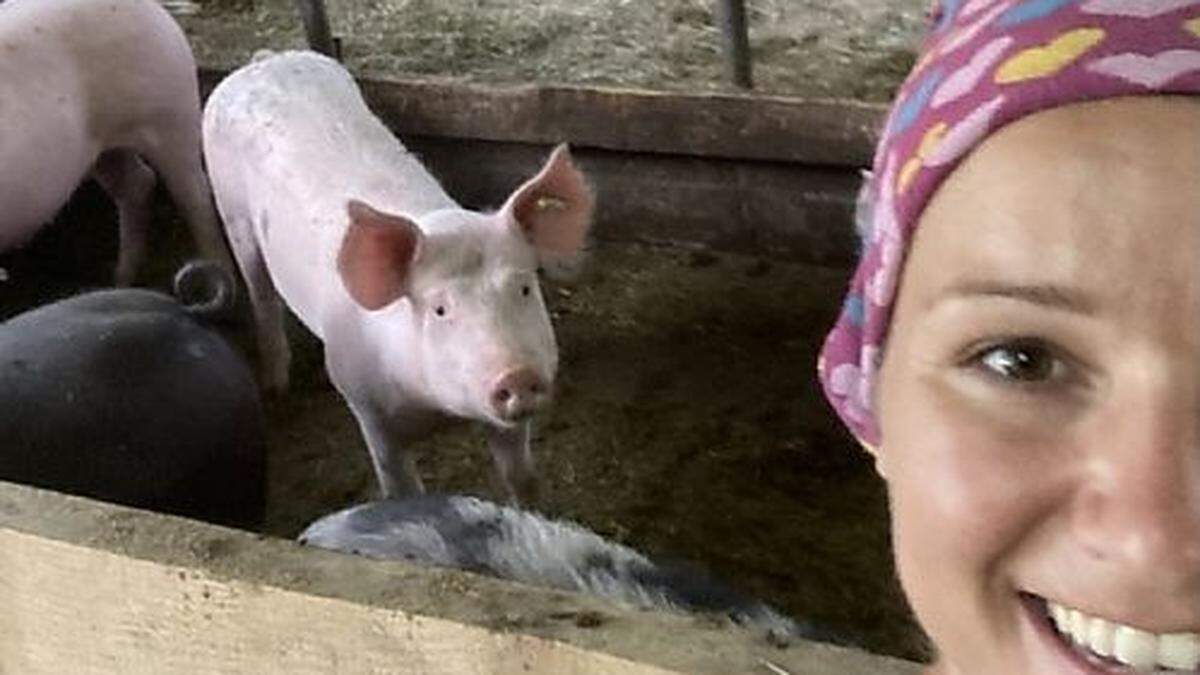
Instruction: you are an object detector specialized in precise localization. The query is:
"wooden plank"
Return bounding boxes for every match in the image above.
[0,481,920,674]
[198,69,886,167]
[404,137,862,266]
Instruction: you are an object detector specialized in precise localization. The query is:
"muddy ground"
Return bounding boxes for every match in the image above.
[2,0,938,662]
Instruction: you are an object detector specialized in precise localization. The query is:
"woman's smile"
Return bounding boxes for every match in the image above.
[1017,593,1199,673]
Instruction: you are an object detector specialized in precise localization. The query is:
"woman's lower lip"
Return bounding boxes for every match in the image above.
[1019,594,1136,675]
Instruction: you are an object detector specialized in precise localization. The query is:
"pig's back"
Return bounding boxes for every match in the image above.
[0,0,201,137]
[204,51,456,327]
[205,51,455,219]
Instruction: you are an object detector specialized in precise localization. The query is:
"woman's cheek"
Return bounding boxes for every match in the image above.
[885,370,1072,572]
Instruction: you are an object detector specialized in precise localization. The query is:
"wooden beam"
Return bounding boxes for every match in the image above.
[198,69,886,167]
[0,481,919,674]
[403,137,862,266]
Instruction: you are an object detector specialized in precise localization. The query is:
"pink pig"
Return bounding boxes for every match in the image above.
[202,51,594,503]
[0,0,230,284]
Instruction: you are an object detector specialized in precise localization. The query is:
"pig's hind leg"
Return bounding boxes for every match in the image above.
[91,150,156,286]
[137,122,235,274]
[225,215,292,393]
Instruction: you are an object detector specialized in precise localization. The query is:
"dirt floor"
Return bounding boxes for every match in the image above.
[2,0,938,662]
[177,0,928,101]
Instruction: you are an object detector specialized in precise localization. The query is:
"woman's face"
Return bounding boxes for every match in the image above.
[876,98,1200,675]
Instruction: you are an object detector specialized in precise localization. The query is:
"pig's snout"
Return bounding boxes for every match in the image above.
[490,368,551,421]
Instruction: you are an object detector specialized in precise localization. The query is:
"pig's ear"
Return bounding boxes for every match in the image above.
[338,200,422,310]
[501,144,595,271]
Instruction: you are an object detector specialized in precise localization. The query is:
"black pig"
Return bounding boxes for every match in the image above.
[0,261,265,528]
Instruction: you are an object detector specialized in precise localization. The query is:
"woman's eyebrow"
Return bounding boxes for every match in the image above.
[933,280,1097,315]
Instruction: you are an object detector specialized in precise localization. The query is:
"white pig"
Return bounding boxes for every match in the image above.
[0,0,231,284]
[202,51,594,503]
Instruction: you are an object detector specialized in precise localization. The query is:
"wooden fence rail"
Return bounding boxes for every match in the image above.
[0,481,920,674]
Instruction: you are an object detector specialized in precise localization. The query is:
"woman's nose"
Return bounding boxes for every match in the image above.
[1072,392,1200,585]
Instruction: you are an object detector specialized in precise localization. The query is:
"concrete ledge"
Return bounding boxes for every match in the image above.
[0,481,919,674]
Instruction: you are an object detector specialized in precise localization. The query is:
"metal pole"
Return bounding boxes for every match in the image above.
[295,0,340,60]
[716,0,753,89]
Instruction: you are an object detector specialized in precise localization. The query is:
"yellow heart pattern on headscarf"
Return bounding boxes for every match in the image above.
[896,122,949,195]
[917,122,949,158]
[1185,17,1200,39]
[995,28,1107,84]
[896,157,923,195]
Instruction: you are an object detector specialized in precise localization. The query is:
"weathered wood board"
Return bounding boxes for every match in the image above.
[346,78,885,166]
[0,481,920,674]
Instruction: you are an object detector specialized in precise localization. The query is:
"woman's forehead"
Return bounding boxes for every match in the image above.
[915,100,1200,270]
[895,98,1200,333]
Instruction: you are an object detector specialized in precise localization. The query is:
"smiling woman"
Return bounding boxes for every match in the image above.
[818,2,1200,674]
[881,98,1200,675]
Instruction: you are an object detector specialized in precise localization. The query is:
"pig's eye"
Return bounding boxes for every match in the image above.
[434,305,447,317]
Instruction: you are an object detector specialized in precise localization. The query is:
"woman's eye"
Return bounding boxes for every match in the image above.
[521,284,531,297]
[973,341,1060,383]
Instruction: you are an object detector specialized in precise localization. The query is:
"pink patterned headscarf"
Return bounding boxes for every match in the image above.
[818,0,1200,448]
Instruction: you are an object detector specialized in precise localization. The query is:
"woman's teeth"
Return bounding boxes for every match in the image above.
[1047,600,1200,672]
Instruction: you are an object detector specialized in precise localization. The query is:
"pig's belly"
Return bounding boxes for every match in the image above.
[0,175,89,251]
[0,131,94,252]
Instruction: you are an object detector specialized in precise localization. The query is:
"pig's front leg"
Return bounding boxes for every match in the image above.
[326,339,428,497]
[347,402,426,498]
[486,421,540,506]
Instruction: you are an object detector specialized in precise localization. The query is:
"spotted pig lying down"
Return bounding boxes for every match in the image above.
[0,262,266,528]
[299,495,850,645]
